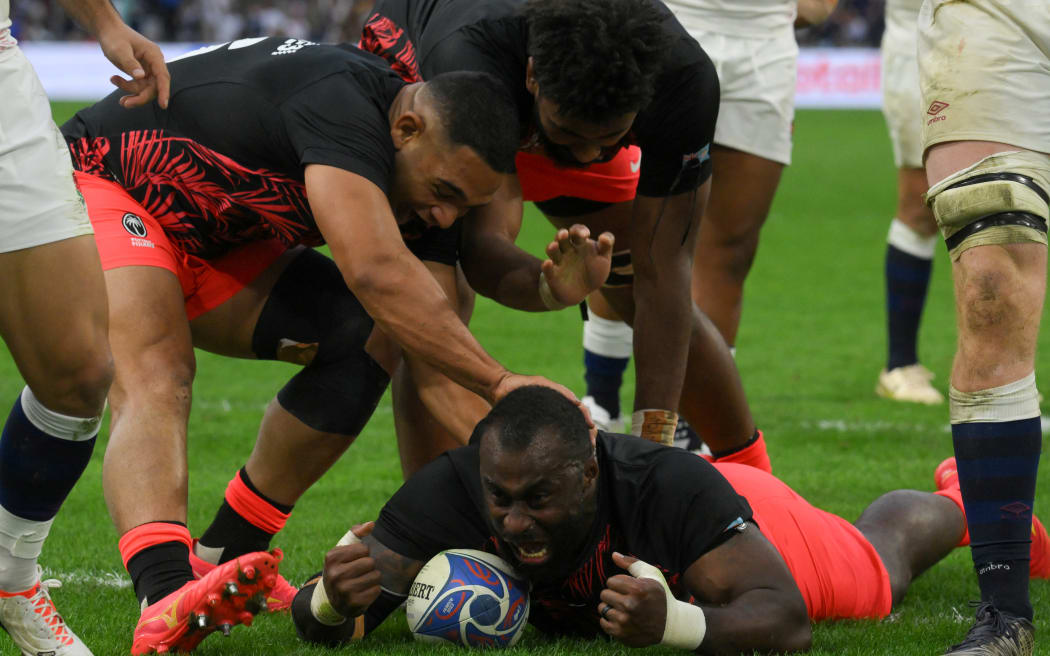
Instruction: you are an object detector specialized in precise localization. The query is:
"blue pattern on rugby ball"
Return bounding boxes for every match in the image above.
[407,549,530,648]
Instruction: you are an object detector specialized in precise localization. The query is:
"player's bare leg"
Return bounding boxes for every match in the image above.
[191,247,393,608]
[103,266,195,535]
[393,360,487,479]
[544,201,760,462]
[391,265,489,478]
[99,264,272,655]
[877,166,943,404]
[691,145,784,348]
[854,490,965,605]
[0,236,112,416]
[927,139,1047,654]
[0,235,111,656]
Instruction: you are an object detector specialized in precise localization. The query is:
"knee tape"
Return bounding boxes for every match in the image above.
[926,151,1050,260]
[949,372,1040,424]
[252,249,391,435]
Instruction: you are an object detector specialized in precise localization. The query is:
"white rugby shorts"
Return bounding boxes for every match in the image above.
[0,46,92,253]
[919,0,1050,154]
[690,29,797,165]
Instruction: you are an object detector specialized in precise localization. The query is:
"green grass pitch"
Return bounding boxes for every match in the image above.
[0,103,1045,654]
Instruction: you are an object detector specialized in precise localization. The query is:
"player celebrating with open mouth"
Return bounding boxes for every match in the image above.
[293,386,1050,653]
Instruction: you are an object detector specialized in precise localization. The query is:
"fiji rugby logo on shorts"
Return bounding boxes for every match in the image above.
[122,213,147,237]
[122,213,155,248]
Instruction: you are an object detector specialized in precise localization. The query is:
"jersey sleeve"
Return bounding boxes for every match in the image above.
[633,51,719,198]
[650,450,753,571]
[372,448,490,560]
[281,74,395,194]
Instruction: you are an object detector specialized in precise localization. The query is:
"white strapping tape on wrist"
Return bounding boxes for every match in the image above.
[310,527,366,626]
[628,559,706,649]
[538,271,569,310]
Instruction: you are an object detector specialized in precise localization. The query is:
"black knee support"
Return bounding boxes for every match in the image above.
[942,172,1049,252]
[251,249,390,436]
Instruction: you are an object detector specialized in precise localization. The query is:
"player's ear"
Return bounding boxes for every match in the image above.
[391,111,425,149]
[583,455,599,486]
[525,57,538,97]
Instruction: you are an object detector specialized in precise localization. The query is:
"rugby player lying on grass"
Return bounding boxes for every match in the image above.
[293,386,1050,653]
[62,37,611,655]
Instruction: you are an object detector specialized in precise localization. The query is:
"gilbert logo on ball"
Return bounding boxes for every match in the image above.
[407,549,530,648]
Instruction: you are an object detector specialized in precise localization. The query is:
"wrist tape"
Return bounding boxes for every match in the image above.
[631,409,678,446]
[310,526,365,625]
[538,271,569,310]
[627,559,706,649]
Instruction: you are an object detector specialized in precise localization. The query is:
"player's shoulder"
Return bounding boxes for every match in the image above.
[598,432,720,486]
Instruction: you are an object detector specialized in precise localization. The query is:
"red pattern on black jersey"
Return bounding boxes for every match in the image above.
[70,131,323,259]
[359,14,423,83]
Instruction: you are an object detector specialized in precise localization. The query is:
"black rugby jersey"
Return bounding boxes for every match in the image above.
[373,432,751,636]
[359,0,718,198]
[63,37,458,263]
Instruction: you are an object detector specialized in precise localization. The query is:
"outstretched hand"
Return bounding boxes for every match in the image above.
[323,522,381,618]
[97,22,171,109]
[542,224,614,307]
[598,551,669,647]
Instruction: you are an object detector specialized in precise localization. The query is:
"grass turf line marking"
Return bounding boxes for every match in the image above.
[41,568,131,589]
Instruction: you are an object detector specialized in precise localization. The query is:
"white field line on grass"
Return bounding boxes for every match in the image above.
[794,416,1050,434]
[41,568,131,589]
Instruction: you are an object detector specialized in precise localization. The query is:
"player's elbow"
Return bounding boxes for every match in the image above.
[773,596,812,652]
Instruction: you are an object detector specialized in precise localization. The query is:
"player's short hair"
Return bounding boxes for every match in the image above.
[424,71,519,174]
[473,386,591,463]
[522,0,674,123]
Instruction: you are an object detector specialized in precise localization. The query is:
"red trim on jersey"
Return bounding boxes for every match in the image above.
[516,146,641,204]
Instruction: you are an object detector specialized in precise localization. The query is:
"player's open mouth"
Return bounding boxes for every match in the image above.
[512,542,549,564]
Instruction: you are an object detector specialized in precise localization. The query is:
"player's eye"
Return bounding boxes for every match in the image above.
[432,185,454,200]
[528,493,549,509]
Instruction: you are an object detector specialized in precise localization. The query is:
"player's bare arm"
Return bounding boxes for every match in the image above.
[460,177,614,311]
[306,164,576,406]
[56,0,170,108]
[599,527,810,654]
[629,183,710,415]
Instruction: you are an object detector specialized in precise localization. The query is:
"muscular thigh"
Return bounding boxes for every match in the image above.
[105,265,195,404]
[0,235,109,391]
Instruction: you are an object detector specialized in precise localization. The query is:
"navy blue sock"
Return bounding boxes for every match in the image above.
[0,393,95,521]
[885,244,933,370]
[953,419,1042,621]
[583,349,628,418]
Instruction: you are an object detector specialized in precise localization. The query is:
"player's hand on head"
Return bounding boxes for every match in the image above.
[97,22,171,109]
[490,373,596,433]
[598,552,668,648]
[542,224,614,306]
[322,522,382,617]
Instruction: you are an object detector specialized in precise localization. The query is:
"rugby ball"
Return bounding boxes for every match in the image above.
[406,549,530,648]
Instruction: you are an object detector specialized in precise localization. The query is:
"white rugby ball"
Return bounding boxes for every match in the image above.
[406,549,530,648]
